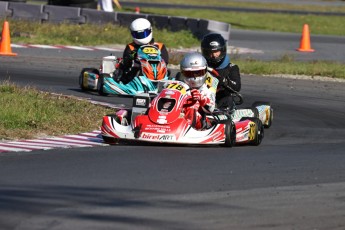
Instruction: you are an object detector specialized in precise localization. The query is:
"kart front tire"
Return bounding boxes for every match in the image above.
[102,136,119,145]
[223,120,236,147]
[97,74,109,96]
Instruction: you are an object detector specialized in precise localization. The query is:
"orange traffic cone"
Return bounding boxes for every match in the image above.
[0,21,17,56]
[297,24,314,52]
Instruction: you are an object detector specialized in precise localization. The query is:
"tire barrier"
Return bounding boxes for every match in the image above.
[0,1,231,40]
[48,0,97,9]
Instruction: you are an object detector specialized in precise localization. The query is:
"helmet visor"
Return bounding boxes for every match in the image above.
[131,28,152,39]
[181,69,207,78]
[201,48,214,57]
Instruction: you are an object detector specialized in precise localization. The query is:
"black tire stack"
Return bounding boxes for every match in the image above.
[48,0,97,9]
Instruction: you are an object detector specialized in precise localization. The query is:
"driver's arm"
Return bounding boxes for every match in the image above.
[122,45,137,70]
[227,64,241,92]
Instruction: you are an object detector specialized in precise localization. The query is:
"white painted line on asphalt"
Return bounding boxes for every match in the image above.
[28,44,60,49]
[63,46,94,51]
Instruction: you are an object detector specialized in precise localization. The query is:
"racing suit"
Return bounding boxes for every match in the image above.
[184,73,218,130]
[207,54,241,110]
[116,38,169,84]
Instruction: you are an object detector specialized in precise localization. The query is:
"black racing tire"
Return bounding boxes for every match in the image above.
[223,120,236,147]
[97,73,109,96]
[48,0,95,6]
[79,68,99,91]
[48,0,68,5]
[102,136,119,145]
[240,117,264,146]
[69,2,97,9]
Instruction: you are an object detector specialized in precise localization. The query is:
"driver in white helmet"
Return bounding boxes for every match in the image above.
[115,18,169,84]
[180,52,219,130]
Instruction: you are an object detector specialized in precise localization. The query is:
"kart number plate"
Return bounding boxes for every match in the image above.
[166,83,187,94]
[142,47,158,55]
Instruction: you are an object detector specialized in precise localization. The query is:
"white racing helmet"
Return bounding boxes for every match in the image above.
[180,52,208,89]
[130,18,153,45]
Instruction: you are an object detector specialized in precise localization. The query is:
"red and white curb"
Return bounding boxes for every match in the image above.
[0,130,108,153]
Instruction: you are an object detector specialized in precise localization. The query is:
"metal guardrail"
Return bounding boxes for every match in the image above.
[0,1,231,40]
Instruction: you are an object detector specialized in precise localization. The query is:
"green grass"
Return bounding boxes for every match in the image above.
[235,57,345,79]
[8,19,199,48]
[0,81,114,140]
[119,0,345,13]
[137,8,345,36]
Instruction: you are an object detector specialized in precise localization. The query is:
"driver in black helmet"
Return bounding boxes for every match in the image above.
[201,33,241,110]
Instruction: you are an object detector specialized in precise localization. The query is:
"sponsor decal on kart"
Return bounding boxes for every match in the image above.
[141,133,176,141]
[157,115,167,124]
[144,125,172,133]
[165,90,175,95]
[248,122,256,141]
[136,98,147,106]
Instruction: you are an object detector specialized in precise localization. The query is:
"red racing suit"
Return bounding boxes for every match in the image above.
[184,73,219,130]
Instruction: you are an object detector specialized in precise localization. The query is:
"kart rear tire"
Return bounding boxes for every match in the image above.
[251,101,273,128]
[223,120,236,147]
[264,107,273,129]
[240,117,264,146]
[97,74,109,96]
[79,68,99,91]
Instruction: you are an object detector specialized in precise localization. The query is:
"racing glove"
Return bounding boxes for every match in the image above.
[191,89,207,107]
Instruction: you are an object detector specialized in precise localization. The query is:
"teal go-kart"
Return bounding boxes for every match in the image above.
[79,45,173,96]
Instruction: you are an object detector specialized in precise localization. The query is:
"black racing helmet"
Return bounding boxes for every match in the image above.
[201,33,227,65]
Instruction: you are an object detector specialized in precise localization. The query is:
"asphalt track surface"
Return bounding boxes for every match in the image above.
[0,30,345,229]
